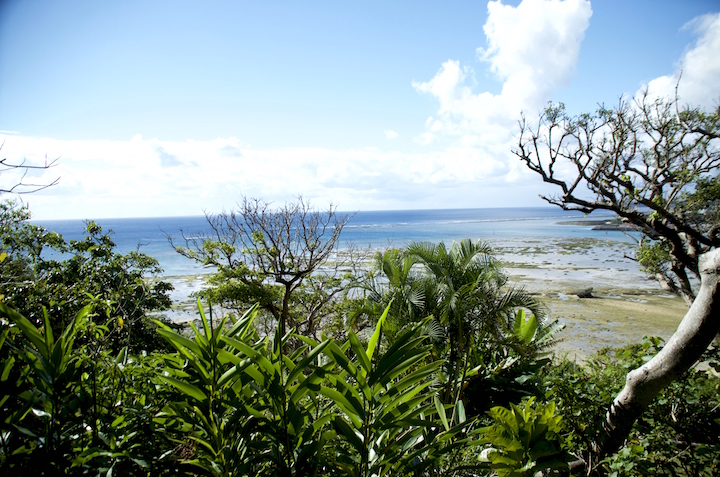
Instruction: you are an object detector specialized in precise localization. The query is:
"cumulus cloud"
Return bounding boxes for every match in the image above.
[413,0,592,147]
[384,130,399,140]
[409,0,593,197]
[479,0,591,106]
[156,147,183,168]
[644,12,720,108]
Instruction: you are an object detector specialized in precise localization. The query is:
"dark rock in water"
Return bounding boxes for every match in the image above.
[571,287,594,298]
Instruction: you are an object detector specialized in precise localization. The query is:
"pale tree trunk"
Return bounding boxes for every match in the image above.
[582,248,720,473]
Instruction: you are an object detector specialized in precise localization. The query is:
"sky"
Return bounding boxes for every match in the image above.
[1,0,719,220]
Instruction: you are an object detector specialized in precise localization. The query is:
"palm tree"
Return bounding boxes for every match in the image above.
[406,238,545,405]
[345,248,426,342]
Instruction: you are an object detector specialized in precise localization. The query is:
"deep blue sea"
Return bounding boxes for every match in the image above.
[35,207,621,277]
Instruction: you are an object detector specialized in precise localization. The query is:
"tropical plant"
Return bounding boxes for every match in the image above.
[346,248,428,340]
[462,310,560,418]
[0,303,93,473]
[405,239,546,407]
[154,299,480,477]
[319,306,470,476]
[0,301,174,476]
[479,397,567,477]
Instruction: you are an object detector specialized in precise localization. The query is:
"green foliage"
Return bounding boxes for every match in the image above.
[319,307,467,476]
[543,338,720,476]
[172,197,351,339]
[155,303,267,476]
[0,302,90,472]
[480,397,567,477]
[150,301,468,476]
[0,200,174,353]
[637,238,673,275]
[0,302,177,475]
[351,239,554,418]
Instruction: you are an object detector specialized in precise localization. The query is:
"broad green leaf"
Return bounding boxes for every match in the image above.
[160,375,208,402]
[222,336,275,376]
[333,416,364,453]
[196,299,212,340]
[61,305,91,343]
[373,349,428,387]
[286,338,330,384]
[456,400,466,424]
[391,360,442,395]
[217,364,243,388]
[0,303,47,356]
[225,303,259,339]
[514,309,538,344]
[383,377,434,413]
[318,386,363,428]
[156,327,203,357]
[1,355,15,381]
[349,331,371,375]
[367,301,391,361]
[43,309,55,352]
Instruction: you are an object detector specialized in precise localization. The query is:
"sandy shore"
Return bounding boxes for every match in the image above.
[492,236,687,359]
[156,235,689,360]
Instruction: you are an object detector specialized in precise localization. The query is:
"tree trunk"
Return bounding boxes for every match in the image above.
[590,248,720,471]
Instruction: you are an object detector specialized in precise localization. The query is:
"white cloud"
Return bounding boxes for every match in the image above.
[412,0,592,152]
[644,12,720,108]
[384,130,399,140]
[0,133,551,219]
[408,0,593,203]
[480,0,591,107]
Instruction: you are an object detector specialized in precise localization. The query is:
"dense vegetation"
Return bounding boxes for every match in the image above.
[1,198,719,476]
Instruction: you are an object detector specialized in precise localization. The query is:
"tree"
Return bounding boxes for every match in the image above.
[0,199,173,353]
[172,197,351,339]
[350,239,550,416]
[405,239,547,408]
[515,90,720,471]
[345,247,427,339]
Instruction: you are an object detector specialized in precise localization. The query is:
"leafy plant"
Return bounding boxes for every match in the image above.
[319,305,470,476]
[0,201,174,354]
[480,397,567,477]
[0,302,91,473]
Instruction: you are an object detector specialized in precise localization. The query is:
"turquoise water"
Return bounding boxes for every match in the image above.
[36,207,622,276]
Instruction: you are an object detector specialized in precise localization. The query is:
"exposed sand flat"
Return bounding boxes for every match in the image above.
[157,236,692,359]
[495,236,688,359]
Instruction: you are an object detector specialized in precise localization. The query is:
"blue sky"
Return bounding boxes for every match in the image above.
[1,0,719,220]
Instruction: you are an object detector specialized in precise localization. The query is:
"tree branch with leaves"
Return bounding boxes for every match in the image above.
[516,90,720,473]
[172,196,352,339]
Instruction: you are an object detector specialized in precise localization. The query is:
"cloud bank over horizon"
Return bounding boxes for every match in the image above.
[1,1,718,220]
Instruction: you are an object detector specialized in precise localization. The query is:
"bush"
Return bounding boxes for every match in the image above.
[542,337,720,476]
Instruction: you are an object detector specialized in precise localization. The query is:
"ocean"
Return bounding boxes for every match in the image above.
[35,207,625,277]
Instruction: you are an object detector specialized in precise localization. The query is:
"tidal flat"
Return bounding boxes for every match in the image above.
[494,236,687,359]
[157,235,688,360]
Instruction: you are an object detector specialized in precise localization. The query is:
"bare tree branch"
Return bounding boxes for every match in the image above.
[0,143,61,194]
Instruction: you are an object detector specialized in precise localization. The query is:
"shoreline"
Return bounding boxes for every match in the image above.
[154,236,687,360]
